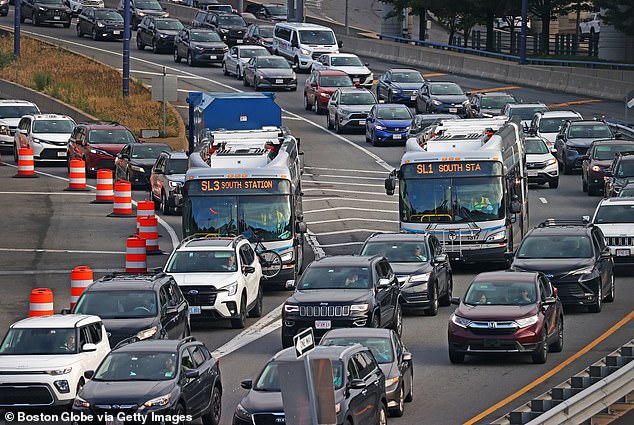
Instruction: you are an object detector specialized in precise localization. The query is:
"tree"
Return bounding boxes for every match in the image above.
[528,0,570,54]
[593,0,634,36]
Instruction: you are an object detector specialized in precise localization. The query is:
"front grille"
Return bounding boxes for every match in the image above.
[38,148,66,159]
[387,127,408,133]
[0,384,54,406]
[552,282,585,302]
[202,48,226,55]
[349,74,369,82]
[527,161,548,169]
[467,321,518,335]
[46,9,66,17]
[349,113,368,120]
[264,77,292,84]
[569,146,588,155]
[182,287,218,306]
[229,29,245,37]
[401,292,428,302]
[606,236,634,246]
[253,413,285,425]
[299,305,350,317]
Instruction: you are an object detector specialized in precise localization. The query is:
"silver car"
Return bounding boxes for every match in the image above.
[243,55,297,91]
[326,87,377,134]
[222,45,269,80]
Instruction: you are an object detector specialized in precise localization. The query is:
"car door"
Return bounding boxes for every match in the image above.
[374,260,395,326]
[239,243,258,304]
[356,351,382,423]
[163,281,188,339]
[306,71,318,104]
[150,154,165,200]
[592,228,613,293]
[392,331,412,397]
[429,236,449,294]
[345,355,373,422]
[537,277,557,339]
[178,347,206,412]
[115,144,129,179]
[80,322,109,373]
[377,71,389,99]
[328,90,338,122]
[190,345,215,414]
[244,57,255,83]
[226,46,238,70]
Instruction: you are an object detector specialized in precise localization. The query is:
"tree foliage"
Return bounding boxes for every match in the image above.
[593,0,634,36]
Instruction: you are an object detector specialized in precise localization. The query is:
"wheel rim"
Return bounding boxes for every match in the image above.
[558,321,564,345]
[372,314,380,328]
[398,386,404,411]
[610,275,615,298]
[396,306,402,336]
[597,284,602,307]
[542,331,548,358]
[379,406,387,425]
[188,52,192,65]
[162,194,168,214]
[76,25,81,36]
[211,388,221,423]
[174,49,178,62]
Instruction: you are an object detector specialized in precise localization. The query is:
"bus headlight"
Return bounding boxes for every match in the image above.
[486,230,506,242]
[280,251,293,263]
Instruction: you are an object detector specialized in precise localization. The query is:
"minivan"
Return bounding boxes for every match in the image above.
[272,22,340,71]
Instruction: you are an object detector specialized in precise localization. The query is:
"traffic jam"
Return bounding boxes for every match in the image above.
[0,1,633,425]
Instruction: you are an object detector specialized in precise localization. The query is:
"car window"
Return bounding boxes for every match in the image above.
[189,346,206,367]
[346,359,359,381]
[352,352,370,378]
[359,351,378,376]
[159,285,170,310]
[321,336,394,364]
[87,323,103,344]
[392,331,403,359]
[180,348,195,370]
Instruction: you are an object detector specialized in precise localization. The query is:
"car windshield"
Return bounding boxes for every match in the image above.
[73,290,158,319]
[132,144,172,159]
[191,31,221,42]
[391,71,424,83]
[568,124,612,139]
[255,360,344,391]
[167,158,188,174]
[299,30,336,45]
[298,266,371,290]
[525,138,550,154]
[321,337,394,364]
[93,352,177,381]
[481,95,517,109]
[361,241,429,263]
[241,48,267,58]
[0,328,77,355]
[136,0,162,11]
[219,15,246,26]
[594,204,634,223]
[258,26,274,37]
[257,57,290,68]
[156,20,184,30]
[331,56,363,67]
[165,250,237,273]
[508,106,548,120]
[430,83,463,95]
[340,92,376,105]
[88,129,136,144]
[616,160,634,177]
[267,5,286,15]
[538,117,571,133]
[516,235,593,259]
[32,120,75,134]
[463,281,537,306]
[376,107,411,120]
[593,144,634,160]
[0,105,39,119]
[319,75,353,87]
[95,10,124,21]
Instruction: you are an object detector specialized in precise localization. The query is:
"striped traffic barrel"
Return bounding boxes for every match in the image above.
[112,180,133,215]
[126,235,147,273]
[70,266,93,310]
[17,147,35,176]
[29,288,54,317]
[95,169,114,203]
[68,159,87,190]
[138,216,159,253]
[137,200,155,218]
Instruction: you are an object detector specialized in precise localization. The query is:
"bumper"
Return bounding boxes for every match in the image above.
[0,380,76,408]
[282,315,370,341]
[373,129,410,144]
[608,246,634,264]
[431,105,467,116]
[448,322,542,355]
[527,164,558,184]
[564,150,584,169]
[192,52,224,64]
[0,134,12,147]
[391,92,418,104]
[550,278,600,306]
[185,287,244,320]
[385,382,401,407]
[128,170,151,187]
[95,28,124,39]
[37,16,71,25]
[254,79,297,90]
[32,143,67,162]
[296,55,314,70]
[86,155,115,172]
[155,37,176,51]
[444,244,508,264]
[400,288,432,309]
[221,35,245,46]
[262,263,296,286]
[586,170,606,191]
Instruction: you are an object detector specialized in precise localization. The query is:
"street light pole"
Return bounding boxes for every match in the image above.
[14,0,21,58]
[519,0,528,64]
[123,0,131,97]
[345,0,349,36]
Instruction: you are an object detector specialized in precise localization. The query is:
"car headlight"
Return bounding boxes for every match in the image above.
[73,396,90,408]
[319,92,330,98]
[0,124,9,135]
[572,266,597,282]
[47,367,72,375]
[291,72,297,80]
[223,46,229,52]
[486,230,506,242]
[38,6,46,11]
[97,21,105,28]
[404,126,411,132]
[284,303,299,313]
[194,45,204,51]
[591,165,601,172]
[136,326,158,340]
[570,266,594,276]
[339,109,353,116]
[137,11,145,16]
[450,314,471,328]
[462,100,470,106]
[392,87,402,93]
[350,303,369,313]
[130,165,145,172]
[219,28,229,33]
[431,99,442,106]
[159,33,168,38]
[515,314,538,328]
[225,282,239,296]
[546,157,557,166]
[144,394,171,407]
[280,251,293,263]
[168,181,182,188]
[385,376,399,387]
[235,404,252,420]
[481,113,493,118]
[31,138,42,144]
[375,125,386,130]
[300,48,310,55]
[408,273,430,283]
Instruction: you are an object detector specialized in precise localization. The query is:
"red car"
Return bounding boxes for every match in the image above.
[303,69,353,114]
[67,123,138,175]
[448,271,564,364]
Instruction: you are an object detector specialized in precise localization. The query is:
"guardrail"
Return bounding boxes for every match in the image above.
[606,120,634,139]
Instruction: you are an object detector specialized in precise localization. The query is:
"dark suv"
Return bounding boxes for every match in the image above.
[466,91,518,118]
[281,255,402,348]
[73,337,221,425]
[605,152,634,197]
[70,272,191,346]
[359,232,452,316]
[174,27,228,66]
[150,150,188,215]
[116,0,169,30]
[511,219,615,313]
[582,139,634,196]
[415,81,468,116]
[76,7,124,40]
[21,0,72,27]
[555,119,614,174]
[233,345,388,425]
[67,122,138,174]
[206,12,248,46]
[136,16,184,53]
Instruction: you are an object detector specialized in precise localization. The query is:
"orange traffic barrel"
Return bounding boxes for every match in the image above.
[126,235,147,273]
[66,159,90,191]
[138,216,159,253]
[29,288,54,317]
[137,200,155,218]
[70,266,93,310]
[94,169,114,203]
[14,147,37,178]
[110,180,133,216]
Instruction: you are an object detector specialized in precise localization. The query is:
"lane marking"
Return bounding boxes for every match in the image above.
[303,188,390,196]
[468,85,521,94]
[463,309,634,425]
[303,173,386,181]
[0,191,94,196]
[115,68,206,79]
[539,197,548,204]
[303,197,397,204]
[314,228,394,236]
[305,206,396,214]
[548,99,602,108]
[309,217,398,225]
[0,247,125,255]
[423,73,448,77]
[0,268,121,275]
[305,167,388,174]
[305,179,385,188]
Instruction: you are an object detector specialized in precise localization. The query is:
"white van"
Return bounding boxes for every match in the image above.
[272,22,341,70]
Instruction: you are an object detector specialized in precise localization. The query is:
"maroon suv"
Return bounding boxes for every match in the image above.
[67,123,138,174]
[448,271,564,364]
[304,69,353,114]
[581,139,634,196]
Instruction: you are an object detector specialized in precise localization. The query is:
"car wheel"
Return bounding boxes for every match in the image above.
[136,35,144,50]
[173,48,181,63]
[201,386,222,425]
[294,56,300,71]
[187,51,194,66]
[549,317,564,352]
[371,131,379,146]
[315,102,325,115]
[231,294,247,329]
[589,282,602,313]
[13,145,18,163]
[549,178,559,189]
[303,94,311,110]
[392,303,403,336]
[92,28,98,41]
[424,283,439,316]
[243,75,250,86]
[588,184,599,196]
[152,40,159,54]
[334,116,342,134]
[63,21,71,28]
[378,402,388,425]
[532,328,548,364]
[248,284,263,318]
[162,192,171,215]
[326,114,333,130]
[604,274,615,302]
[448,345,465,364]
[388,384,405,417]
[387,90,393,104]
[172,403,185,424]
[222,61,228,75]
[20,11,25,23]
[236,66,242,80]
[582,175,588,192]
[370,312,380,328]
[76,24,82,37]
[439,274,453,306]
[563,160,573,175]
[33,13,40,26]
[404,369,413,402]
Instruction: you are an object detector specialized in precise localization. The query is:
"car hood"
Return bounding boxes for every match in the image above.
[102,317,158,345]
[392,82,424,91]
[593,223,634,236]
[80,379,174,405]
[191,42,227,49]
[376,119,412,128]
[318,87,339,95]
[156,30,179,37]
[511,258,596,275]
[168,273,237,289]
[589,159,612,168]
[337,104,372,114]
[390,262,432,276]
[330,66,370,75]
[540,132,558,143]
[35,4,68,10]
[431,94,468,104]
[90,143,127,155]
[288,289,372,304]
[526,153,555,162]
[0,355,80,372]
[130,158,157,168]
[166,174,185,183]
[222,25,247,31]
[455,303,538,321]
[32,133,72,143]
[566,138,598,147]
[3,118,21,129]
[240,390,283,413]
[257,68,295,78]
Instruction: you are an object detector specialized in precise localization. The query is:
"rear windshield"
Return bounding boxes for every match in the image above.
[132,144,172,159]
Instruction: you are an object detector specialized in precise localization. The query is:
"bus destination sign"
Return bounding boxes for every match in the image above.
[186,178,291,195]
[403,161,501,178]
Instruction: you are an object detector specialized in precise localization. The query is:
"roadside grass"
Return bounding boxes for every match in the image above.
[0,33,181,138]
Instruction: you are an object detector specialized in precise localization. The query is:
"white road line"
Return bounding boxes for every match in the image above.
[0,191,94,196]
[282,116,304,121]
[303,188,389,196]
[303,197,397,204]
[303,173,387,181]
[305,167,388,174]
[308,218,398,225]
[0,269,121,275]
[115,68,205,79]
[304,207,396,214]
[304,179,384,188]
[0,247,125,254]
[314,228,394,236]
[540,197,548,203]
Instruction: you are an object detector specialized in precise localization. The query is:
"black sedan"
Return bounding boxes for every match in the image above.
[320,328,413,417]
[114,142,172,188]
[243,55,297,91]
[73,338,222,425]
[415,81,469,116]
[76,7,124,40]
[466,91,518,118]
[174,28,229,67]
[137,16,184,54]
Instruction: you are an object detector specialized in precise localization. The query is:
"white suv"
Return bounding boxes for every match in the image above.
[525,136,559,188]
[589,197,634,266]
[14,114,76,163]
[164,235,264,329]
[311,53,374,88]
[0,314,110,408]
[529,110,583,152]
[0,99,41,149]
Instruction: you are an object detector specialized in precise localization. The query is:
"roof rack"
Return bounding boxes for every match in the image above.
[536,219,591,228]
[177,233,244,249]
[98,271,166,282]
[113,336,141,350]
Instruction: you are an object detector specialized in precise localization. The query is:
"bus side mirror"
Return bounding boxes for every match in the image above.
[510,196,521,214]
[295,221,307,234]
[385,176,396,196]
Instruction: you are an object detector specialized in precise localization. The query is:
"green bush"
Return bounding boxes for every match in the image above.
[33,72,52,91]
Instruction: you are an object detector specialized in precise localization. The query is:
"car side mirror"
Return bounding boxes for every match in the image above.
[82,343,97,352]
[154,169,163,174]
[433,254,448,263]
[402,352,412,362]
[377,278,391,288]
[184,369,200,379]
[450,296,461,305]
[310,82,317,88]
[385,175,396,196]
[614,132,622,139]
[84,370,95,380]
[504,252,515,262]
[364,62,369,67]
[378,99,385,104]
[164,306,178,316]
[338,40,343,48]
[285,279,296,290]
[465,91,472,96]
[543,297,557,305]
[243,265,256,274]
[349,379,366,390]
[582,215,590,223]
[292,64,298,70]
[61,308,71,315]
[295,221,307,234]
[291,39,298,48]
[241,379,253,389]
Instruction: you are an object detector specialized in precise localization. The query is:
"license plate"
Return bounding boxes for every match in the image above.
[189,306,201,315]
[209,55,217,59]
[275,79,283,84]
[393,134,402,140]
[616,249,631,256]
[358,120,366,125]
[528,171,537,177]
[315,320,331,329]
[449,107,458,113]
[237,39,243,43]
[113,30,120,35]
[57,151,67,157]
[54,16,61,20]
[410,95,416,100]
[484,339,500,348]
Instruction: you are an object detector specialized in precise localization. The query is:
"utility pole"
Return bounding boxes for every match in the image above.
[519,0,528,64]
[14,0,20,58]
[123,0,131,97]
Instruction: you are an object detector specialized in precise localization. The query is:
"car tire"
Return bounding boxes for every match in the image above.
[92,29,98,41]
[76,24,83,37]
[589,282,602,313]
[371,133,379,147]
[563,161,573,175]
[378,402,388,425]
[20,11,25,23]
[588,185,600,196]
[136,36,144,50]
[387,91,393,104]
[448,346,465,364]
[33,13,40,26]
[439,274,453,306]
[222,61,228,75]
[549,178,559,189]
[604,274,615,302]
[174,48,181,63]
[424,283,439,316]
[303,94,311,111]
[243,75,250,86]
[582,176,588,192]
[13,145,18,163]
[549,318,564,353]
[236,66,242,80]
[388,384,405,417]
[231,294,247,329]
[532,329,548,364]
[370,312,380,328]
[293,56,300,71]
[201,385,222,425]
[187,51,195,67]
[162,192,171,215]
[392,303,403,336]
[248,284,263,318]
[334,116,342,134]
[152,40,159,54]
[172,404,185,424]
[404,369,413,402]
[326,114,333,130]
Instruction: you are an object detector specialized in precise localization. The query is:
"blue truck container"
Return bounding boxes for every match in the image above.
[187,92,282,151]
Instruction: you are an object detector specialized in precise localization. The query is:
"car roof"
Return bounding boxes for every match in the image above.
[277,22,330,29]
[166,151,189,159]
[528,225,590,236]
[327,53,358,58]
[79,122,131,130]
[114,339,188,352]
[472,271,538,283]
[590,139,632,146]
[507,102,546,108]
[388,68,420,73]
[477,91,515,97]
[131,142,171,148]
[272,345,360,361]
[316,69,349,76]
[336,87,373,94]
[364,232,428,242]
[569,120,608,125]
[538,110,582,118]
[88,273,168,291]
[30,114,73,120]
[0,99,38,106]
[428,81,459,85]
[376,103,410,109]
[237,45,268,50]
[178,236,241,250]
[321,327,393,339]
[10,314,101,329]
[598,197,634,206]
[311,255,378,267]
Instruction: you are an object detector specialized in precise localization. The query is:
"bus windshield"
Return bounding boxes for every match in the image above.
[400,176,504,223]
